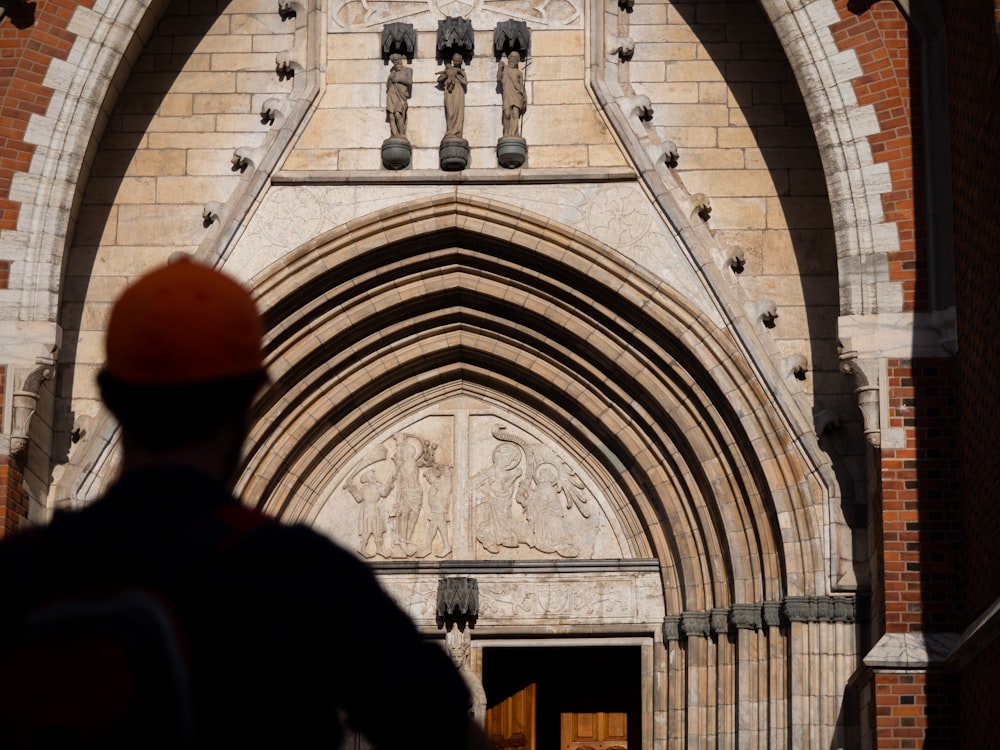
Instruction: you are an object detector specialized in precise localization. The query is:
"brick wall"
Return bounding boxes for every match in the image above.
[0,0,89,536]
[873,672,958,750]
[0,455,27,536]
[830,4,925,310]
[945,1,1000,746]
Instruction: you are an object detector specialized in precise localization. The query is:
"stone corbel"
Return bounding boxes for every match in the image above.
[437,17,474,62]
[838,346,881,447]
[437,576,479,631]
[382,22,416,60]
[494,20,530,59]
[10,361,55,459]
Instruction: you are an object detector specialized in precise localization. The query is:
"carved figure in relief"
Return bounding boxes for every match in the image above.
[390,433,430,556]
[419,464,453,557]
[471,443,522,553]
[437,53,467,138]
[518,462,579,557]
[385,53,412,139]
[497,51,526,137]
[490,425,591,558]
[343,468,394,558]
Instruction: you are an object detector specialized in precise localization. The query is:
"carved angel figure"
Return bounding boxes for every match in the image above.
[519,462,579,557]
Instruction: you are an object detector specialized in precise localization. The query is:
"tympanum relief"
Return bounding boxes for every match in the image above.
[313,404,621,561]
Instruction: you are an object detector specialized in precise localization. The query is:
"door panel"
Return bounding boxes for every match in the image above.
[560,711,627,750]
[486,682,536,750]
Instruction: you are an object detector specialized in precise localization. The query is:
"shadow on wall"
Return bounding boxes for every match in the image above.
[53,2,234,472]
[666,0,867,589]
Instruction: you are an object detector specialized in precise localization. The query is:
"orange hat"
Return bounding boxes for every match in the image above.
[104,257,266,385]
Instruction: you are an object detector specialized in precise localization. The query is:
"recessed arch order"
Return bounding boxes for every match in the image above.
[239,194,830,614]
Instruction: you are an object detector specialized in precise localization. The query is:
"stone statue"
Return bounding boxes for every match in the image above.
[437,53,467,139]
[497,51,526,137]
[385,53,412,139]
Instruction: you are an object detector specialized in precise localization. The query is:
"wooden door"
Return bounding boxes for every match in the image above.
[485,682,536,750]
[560,711,628,750]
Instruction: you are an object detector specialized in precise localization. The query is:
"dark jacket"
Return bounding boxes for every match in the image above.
[0,466,472,748]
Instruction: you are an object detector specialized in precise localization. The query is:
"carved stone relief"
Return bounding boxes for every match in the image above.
[377,572,666,627]
[311,399,624,561]
[330,0,582,32]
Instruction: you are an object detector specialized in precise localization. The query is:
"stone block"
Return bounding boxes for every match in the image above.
[627,61,666,82]
[666,60,725,83]
[527,56,584,82]
[327,58,386,85]
[324,83,382,110]
[588,144,629,168]
[155,176,234,204]
[698,82,729,104]
[86,177,157,205]
[210,52,267,72]
[683,169,785,198]
[337,149,382,171]
[527,145,590,169]
[115,207,209,247]
[530,80,591,106]
[634,42,697,63]
[170,71,237,94]
[327,33,380,61]
[158,94,194,117]
[530,30,584,57]
[282,149,340,171]
[236,71,293,94]
[194,34,253,53]
[193,93,253,114]
[678,148,745,170]
[127,149,187,177]
[639,82,699,104]
[216,113,264,132]
[765,197,835,229]
[229,13,286,36]
[654,103,729,128]
[139,114,219,133]
[527,104,611,145]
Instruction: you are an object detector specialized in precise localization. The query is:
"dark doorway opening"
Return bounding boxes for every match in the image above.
[482,645,641,749]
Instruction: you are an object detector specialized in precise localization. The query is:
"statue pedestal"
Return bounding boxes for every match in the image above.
[439,137,469,171]
[381,138,411,170]
[496,136,527,169]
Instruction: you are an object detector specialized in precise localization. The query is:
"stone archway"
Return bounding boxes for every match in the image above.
[236,195,857,746]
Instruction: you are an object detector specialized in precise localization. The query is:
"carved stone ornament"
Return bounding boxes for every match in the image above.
[437,577,480,619]
[663,615,682,641]
[322,405,614,563]
[729,603,763,631]
[762,601,784,628]
[11,362,55,459]
[839,347,881,447]
[436,17,474,62]
[710,608,731,636]
[494,19,530,58]
[382,22,416,58]
[680,611,711,638]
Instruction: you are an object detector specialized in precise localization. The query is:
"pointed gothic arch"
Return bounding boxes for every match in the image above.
[239,195,832,611]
